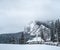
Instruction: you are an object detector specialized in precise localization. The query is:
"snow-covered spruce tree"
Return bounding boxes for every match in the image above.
[55,19,60,42]
[50,21,55,42]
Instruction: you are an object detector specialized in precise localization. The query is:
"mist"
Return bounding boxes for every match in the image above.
[0,0,60,33]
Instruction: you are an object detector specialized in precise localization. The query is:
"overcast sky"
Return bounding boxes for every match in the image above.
[0,0,60,33]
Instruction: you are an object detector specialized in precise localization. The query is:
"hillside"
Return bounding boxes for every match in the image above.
[0,32,30,44]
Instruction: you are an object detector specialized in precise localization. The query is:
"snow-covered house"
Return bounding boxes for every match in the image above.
[27,37,44,44]
[25,21,51,44]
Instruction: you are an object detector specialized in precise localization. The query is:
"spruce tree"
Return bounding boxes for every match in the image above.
[20,32,25,44]
[50,21,55,42]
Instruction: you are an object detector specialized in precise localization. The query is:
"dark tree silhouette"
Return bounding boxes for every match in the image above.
[9,36,15,44]
[50,21,55,42]
[19,32,25,44]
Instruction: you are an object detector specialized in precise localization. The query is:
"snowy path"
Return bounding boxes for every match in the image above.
[0,44,60,50]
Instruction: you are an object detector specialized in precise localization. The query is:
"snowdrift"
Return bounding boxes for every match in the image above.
[0,44,60,50]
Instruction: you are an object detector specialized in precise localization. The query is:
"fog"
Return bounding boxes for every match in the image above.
[0,0,60,33]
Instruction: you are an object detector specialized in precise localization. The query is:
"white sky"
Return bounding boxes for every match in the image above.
[0,0,60,33]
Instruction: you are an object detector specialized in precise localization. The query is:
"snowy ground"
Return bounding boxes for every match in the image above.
[0,44,60,50]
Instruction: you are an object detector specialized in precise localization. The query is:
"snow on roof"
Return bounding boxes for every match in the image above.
[30,33,35,36]
[27,37,44,42]
[27,40,32,42]
[32,37,44,42]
